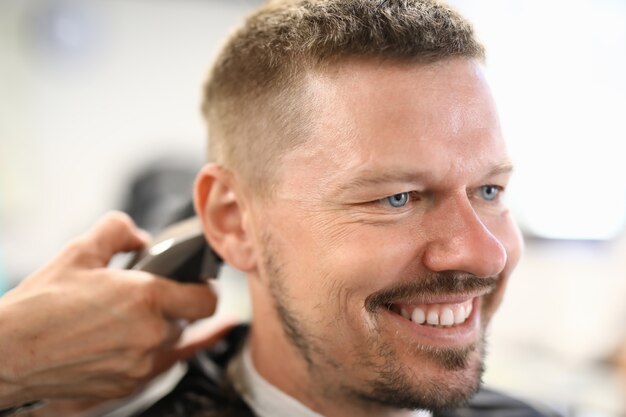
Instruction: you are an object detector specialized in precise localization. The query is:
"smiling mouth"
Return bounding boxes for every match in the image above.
[389,299,474,327]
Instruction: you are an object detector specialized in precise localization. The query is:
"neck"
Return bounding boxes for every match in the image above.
[247,294,315,406]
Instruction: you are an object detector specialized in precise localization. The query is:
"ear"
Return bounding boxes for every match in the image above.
[194,164,257,273]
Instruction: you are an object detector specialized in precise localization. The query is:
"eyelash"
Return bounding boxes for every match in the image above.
[376,185,505,208]
[378,191,421,208]
[477,185,505,202]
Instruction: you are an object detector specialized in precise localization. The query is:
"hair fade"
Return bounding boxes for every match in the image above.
[202,0,485,195]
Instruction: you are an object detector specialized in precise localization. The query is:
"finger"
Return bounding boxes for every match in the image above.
[150,316,239,376]
[31,399,108,416]
[153,279,219,321]
[176,314,241,352]
[70,211,150,267]
[30,399,110,416]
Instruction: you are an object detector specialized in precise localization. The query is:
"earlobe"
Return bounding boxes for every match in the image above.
[193,164,257,272]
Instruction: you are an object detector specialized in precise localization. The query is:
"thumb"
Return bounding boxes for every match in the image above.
[151,315,240,376]
[154,279,219,321]
[69,211,150,268]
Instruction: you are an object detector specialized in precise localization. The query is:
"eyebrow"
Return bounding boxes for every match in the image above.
[334,162,514,193]
[335,170,432,193]
[484,162,514,178]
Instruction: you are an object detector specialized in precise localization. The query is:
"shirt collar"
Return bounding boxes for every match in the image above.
[228,342,323,417]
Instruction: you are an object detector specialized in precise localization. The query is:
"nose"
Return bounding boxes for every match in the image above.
[421,195,507,278]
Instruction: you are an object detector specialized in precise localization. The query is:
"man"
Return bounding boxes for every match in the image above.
[133,1,556,416]
[8,1,553,416]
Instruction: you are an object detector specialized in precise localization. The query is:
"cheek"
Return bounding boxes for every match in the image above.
[316,222,419,291]
[271,212,418,310]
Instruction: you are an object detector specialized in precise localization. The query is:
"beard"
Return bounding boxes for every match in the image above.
[352,334,487,411]
[262,235,495,412]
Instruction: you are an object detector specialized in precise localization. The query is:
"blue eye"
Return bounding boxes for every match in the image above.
[386,192,409,207]
[480,185,500,201]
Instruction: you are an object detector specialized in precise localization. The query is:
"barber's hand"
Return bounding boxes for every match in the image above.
[0,211,232,408]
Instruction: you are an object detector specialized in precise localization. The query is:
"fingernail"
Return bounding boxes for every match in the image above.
[137,228,152,243]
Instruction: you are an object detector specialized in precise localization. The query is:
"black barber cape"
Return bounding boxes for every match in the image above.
[135,326,560,417]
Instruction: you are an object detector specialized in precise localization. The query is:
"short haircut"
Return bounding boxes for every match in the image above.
[202,0,485,196]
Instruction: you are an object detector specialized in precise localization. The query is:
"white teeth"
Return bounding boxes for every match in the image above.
[426,310,439,325]
[411,307,426,324]
[454,306,466,324]
[400,299,474,327]
[440,308,454,326]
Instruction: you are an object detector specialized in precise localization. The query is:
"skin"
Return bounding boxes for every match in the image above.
[0,212,234,413]
[196,57,523,416]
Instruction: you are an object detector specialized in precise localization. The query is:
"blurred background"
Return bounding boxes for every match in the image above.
[0,0,625,415]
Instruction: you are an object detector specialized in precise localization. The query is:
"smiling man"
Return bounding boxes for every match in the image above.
[139,1,554,416]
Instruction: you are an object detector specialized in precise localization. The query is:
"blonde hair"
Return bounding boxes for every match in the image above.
[202,0,485,195]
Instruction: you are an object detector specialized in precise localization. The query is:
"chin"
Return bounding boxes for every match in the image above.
[348,334,487,412]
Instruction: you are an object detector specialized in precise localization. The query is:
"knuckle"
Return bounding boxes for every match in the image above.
[127,319,168,352]
[100,211,137,238]
[103,210,134,229]
[124,274,159,307]
[108,355,135,375]
[144,320,170,347]
[63,238,88,260]
[60,238,101,268]
[126,357,155,381]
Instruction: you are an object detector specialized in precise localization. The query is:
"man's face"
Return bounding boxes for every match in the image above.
[248,58,523,411]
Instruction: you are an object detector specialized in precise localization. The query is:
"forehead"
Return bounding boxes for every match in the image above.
[276,58,509,193]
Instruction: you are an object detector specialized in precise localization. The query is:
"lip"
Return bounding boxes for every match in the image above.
[381,296,483,347]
